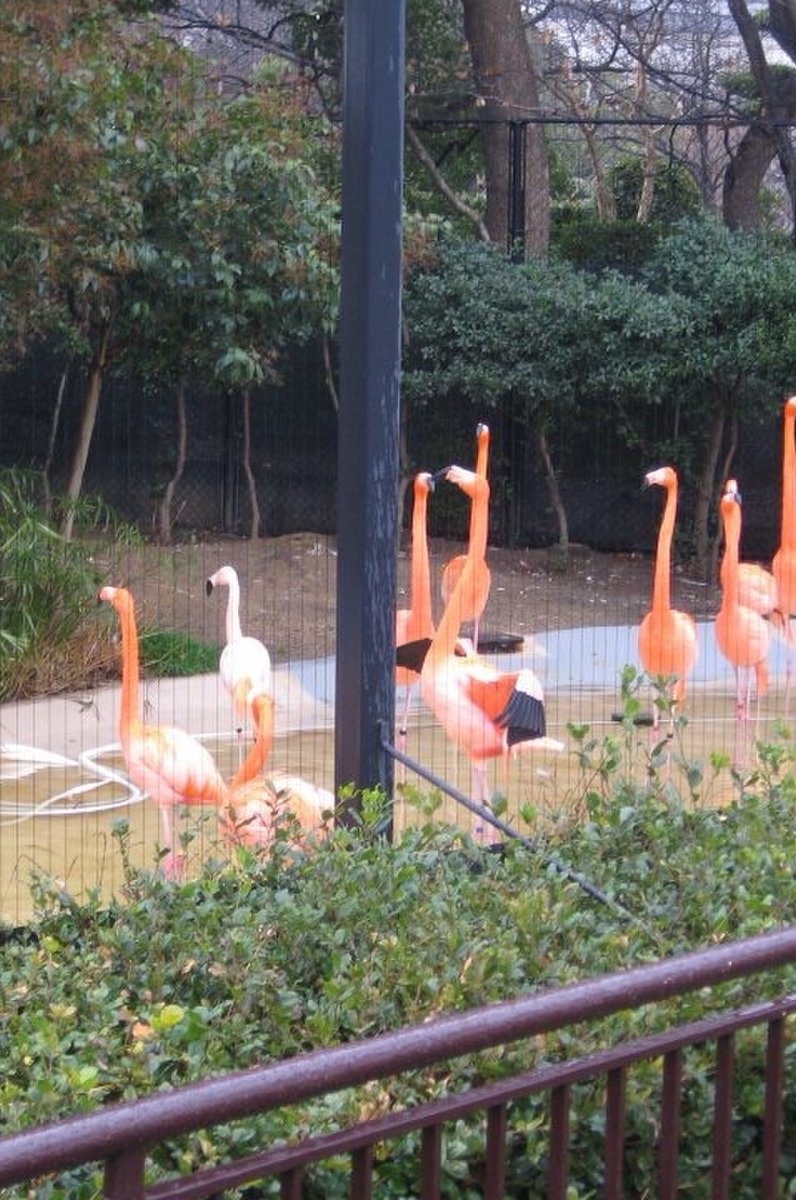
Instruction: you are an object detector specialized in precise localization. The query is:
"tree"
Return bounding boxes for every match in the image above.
[640,215,796,574]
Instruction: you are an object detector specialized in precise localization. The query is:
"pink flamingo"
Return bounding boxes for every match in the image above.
[395,472,435,758]
[772,396,796,709]
[715,485,770,724]
[206,565,272,743]
[100,585,230,879]
[637,466,698,728]
[420,468,562,824]
[218,770,332,851]
[722,480,785,633]
[440,423,491,651]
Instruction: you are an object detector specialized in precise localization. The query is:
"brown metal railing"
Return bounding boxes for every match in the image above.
[1,926,796,1199]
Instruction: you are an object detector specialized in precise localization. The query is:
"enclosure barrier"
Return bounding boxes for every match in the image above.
[1,927,795,1197]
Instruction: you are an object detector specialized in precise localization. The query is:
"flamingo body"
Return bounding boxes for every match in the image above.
[100,585,229,878]
[637,466,698,721]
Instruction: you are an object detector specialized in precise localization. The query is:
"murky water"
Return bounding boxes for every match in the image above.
[2,628,792,925]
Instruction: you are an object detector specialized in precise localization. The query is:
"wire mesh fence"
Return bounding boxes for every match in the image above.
[1,111,793,926]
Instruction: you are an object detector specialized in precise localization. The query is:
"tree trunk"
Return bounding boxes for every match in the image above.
[241,387,261,540]
[693,396,729,579]
[461,0,549,255]
[157,379,188,545]
[42,361,70,520]
[61,321,110,541]
[536,426,569,556]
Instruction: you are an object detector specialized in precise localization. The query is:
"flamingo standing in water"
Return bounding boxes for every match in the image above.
[421,467,562,826]
[206,564,272,763]
[772,396,796,709]
[100,585,230,879]
[637,466,698,728]
[395,472,435,760]
[440,423,491,651]
[715,485,770,725]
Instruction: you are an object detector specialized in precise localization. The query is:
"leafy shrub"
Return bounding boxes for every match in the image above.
[3,733,796,1198]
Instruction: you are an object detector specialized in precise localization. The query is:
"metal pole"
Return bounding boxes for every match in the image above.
[334,0,405,818]
[507,120,527,262]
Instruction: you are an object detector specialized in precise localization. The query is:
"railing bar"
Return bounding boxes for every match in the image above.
[420,1124,442,1200]
[4,930,796,1186]
[658,1048,682,1200]
[104,1147,147,1200]
[604,1067,626,1200]
[711,1033,734,1200]
[143,1002,796,1200]
[280,1165,305,1200]
[548,1084,570,1200]
[762,1017,785,1200]
[351,1144,373,1200]
[484,1104,507,1200]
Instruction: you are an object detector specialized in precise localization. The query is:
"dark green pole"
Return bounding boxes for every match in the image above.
[334,0,405,820]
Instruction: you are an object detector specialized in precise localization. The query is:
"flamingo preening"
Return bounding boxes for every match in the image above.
[637,466,698,728]
[420,468,562,830]
[440,423,491,651]
[395,472,435,760]
[772,395,796,709]
[715,485,770,727]
[100,585,231,879]
[206,565,272,744]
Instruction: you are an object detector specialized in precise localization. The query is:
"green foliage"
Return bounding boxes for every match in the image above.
[0,468,137,700]
[4,746,796,1196]
[137,628,220,677]
[609,156,701,224]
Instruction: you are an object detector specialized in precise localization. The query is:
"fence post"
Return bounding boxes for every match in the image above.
[334,0,405,820]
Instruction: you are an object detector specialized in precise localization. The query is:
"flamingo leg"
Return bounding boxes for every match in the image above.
[158,805,185,881]
[469,760,493,843]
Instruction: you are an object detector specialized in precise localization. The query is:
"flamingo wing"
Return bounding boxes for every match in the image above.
[130,723,225,806]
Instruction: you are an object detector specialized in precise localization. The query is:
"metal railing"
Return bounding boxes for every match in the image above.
[1,926,796,1198]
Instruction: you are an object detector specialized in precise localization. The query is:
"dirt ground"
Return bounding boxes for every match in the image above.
[98,532,722,662]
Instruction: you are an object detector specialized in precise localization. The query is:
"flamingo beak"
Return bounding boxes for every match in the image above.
[205,579,214,598]
[432,466,452,485]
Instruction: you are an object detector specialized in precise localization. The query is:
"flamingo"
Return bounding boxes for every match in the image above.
[395,472,435,759]
[99,585,230,879]
[218,770,332,851]
[420,468,562,827]
[440,423,491,651]
[637,466,699,728]
[715,485,770,724]
[206,565,272,744]
[722,480,785,633]
[772,395,796,709]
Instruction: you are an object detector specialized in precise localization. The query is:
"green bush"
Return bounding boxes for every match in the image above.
[2,730,796,1197]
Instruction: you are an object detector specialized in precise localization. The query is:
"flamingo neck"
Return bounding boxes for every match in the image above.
[721,505,741,609]
[469,431,490,541]
[225,576,243,643]
[469,483,489,561]
[410,486,432,631]
[115,596,141,739]
[651,479,676,613]
[430,547,474,663]
[781,412,796,547]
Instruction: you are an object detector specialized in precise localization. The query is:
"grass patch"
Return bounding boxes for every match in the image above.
[138,628,220,677]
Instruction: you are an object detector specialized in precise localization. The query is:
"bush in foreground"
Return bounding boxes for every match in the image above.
[2,727,796,1197]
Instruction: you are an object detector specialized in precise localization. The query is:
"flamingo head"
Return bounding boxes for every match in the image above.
[724,478,741,501]
[98,585,132,614]
[439,464,490,503]
[785,396,796,420]
[414,471,435,497]
[206,565,238,597]
[643,466,676,491]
